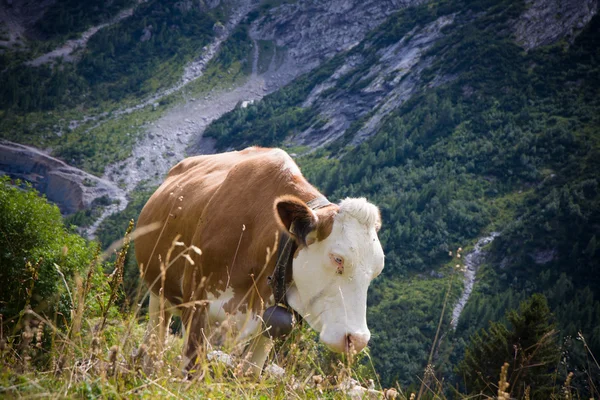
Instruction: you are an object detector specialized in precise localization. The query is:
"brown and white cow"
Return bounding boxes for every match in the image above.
[135,147,384,373]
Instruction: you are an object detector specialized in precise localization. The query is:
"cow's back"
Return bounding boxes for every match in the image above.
[134,147,314,307]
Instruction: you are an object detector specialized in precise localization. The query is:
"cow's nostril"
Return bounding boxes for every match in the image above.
[345,334,353,351]
[345,332,369,353]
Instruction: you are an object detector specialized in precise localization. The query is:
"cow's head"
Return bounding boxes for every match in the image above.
[275,196,384,353]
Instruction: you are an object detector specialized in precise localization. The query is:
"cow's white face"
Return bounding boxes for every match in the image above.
[284,198,384,353]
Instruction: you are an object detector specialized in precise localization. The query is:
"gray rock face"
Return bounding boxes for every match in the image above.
[513,0,598,50]
[291,14,455,147]
[251,0,423,82]
[140,26,152,42]
[213,21,226,37]
[530,248,557,265]
[0,141,125,215]
[0,0,55,49]
[200,0,222,10]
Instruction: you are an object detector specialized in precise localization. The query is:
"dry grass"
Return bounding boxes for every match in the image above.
[2,229,596,399]
[0,222,409,399]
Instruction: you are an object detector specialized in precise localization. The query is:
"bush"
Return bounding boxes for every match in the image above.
[0,176,98,327]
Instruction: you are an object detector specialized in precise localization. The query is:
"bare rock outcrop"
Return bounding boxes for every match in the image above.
[250,0,423,88]
[450,233,499,330]
[0,0,55,49]
[513,0,598,50]
[0,141,125,215]
[290,14,455,148]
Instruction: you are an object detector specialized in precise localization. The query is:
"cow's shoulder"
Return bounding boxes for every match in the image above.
[228,147,301,178]
[167,147,294,176]
[167,150,239,178]
[194,148,305,241]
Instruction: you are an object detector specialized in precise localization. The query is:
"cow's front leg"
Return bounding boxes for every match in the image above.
[182,300,208,373]
[243,334,273,377]
[145,292,173,355]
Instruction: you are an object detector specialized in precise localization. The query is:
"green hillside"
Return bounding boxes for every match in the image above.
[200,0,600,392]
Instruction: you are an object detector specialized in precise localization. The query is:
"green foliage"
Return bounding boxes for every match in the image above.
[204,55,344,149]
[0,177,97,326]
[64,195,113,229]
[78,1,214,103]
[0,1,216,113]
[212,20,253,73]
[457,294,560,399]
[367,273,462,388]
[35,0,135,40]
[97,187,154,250]
[96,185,155,296]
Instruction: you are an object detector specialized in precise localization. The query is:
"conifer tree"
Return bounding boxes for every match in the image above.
[457,294,560,399]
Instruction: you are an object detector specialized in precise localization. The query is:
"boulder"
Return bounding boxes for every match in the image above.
[0,140,124,215]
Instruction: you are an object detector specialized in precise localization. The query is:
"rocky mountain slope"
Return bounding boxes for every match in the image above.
[3,0,594,213]
[1,0,424,231]
[0,140,123,214]
[513,0,598,49]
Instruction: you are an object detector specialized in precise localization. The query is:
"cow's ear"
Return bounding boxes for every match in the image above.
[275,196,318,247]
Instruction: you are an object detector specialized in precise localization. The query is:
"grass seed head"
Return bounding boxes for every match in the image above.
[109,345,119,363]
[498,362,511,399]
[312,374,324,386]
[384,388,398,399]
[91,336,101,357]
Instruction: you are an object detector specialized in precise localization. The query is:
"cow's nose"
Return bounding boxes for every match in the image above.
[345,332,370,353]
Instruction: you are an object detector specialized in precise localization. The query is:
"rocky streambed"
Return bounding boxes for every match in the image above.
[450,232,500,330]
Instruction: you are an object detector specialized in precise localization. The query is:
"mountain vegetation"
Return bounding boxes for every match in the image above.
[1,0,599,397]
[0,176,99,325]
[199,0,600,393]
[0,0,247,175]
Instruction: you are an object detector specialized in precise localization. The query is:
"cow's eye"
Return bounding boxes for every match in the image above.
[330,254,344,274]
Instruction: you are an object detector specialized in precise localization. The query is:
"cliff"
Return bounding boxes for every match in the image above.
[0,141,125,215]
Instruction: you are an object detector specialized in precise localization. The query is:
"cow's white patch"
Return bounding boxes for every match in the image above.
[271,148,301,176]
[206,287,262,342]
[287,198,384,353]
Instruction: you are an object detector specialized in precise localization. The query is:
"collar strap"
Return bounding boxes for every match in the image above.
[306,196,331,210]
[269,233,295,306]
[267,196,331,319]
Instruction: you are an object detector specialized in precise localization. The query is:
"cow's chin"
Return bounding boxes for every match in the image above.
[285,285,324,333]
[285,285,344,353]
[286,285,370,354]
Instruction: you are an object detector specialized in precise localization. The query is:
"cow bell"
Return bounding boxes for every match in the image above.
[262,305,294,338]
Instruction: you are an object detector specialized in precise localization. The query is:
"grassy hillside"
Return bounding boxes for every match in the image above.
[1,178,583,399]
[0,180,396,398]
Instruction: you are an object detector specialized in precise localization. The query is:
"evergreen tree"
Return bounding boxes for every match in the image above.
[457,294,560,399]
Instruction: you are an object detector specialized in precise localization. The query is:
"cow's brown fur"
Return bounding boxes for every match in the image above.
[135,147,338,364]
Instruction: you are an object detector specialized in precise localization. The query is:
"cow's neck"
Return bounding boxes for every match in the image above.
[262,195,333,339]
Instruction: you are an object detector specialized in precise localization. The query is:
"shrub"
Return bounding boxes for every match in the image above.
[0,176,97,327]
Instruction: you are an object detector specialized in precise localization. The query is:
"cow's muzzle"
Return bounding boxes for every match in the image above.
[322,331,370,353]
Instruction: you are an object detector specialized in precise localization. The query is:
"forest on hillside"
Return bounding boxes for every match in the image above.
[1,0,599,397]
[202,0,600,392]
